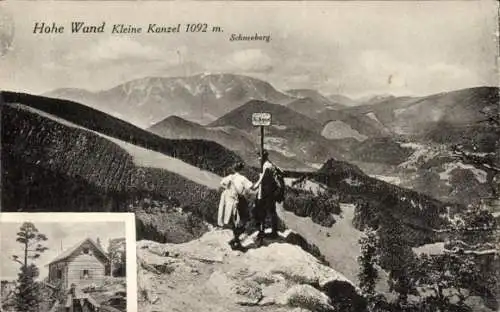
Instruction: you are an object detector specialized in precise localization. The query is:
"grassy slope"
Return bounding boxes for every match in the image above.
[2,92,242,176]
[1,103,223,243]
[278,203,362,282]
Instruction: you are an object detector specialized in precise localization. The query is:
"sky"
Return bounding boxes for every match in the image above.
[0,1,497,98]
[0,221,125,281]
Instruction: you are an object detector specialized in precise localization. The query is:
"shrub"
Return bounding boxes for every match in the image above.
[353,198,379,231]
[284,187,340,227]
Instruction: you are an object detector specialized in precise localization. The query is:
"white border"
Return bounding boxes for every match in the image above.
[0,212,138,312]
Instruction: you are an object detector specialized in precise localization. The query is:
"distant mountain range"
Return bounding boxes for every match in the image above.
[44,74,497,142]
[44,74,296,127]
[43,74,394,129]
[354,94,397,106]
[341,87,498,150]
[285,89,346,113]
[32,74,500,205]
[45,74,497,150]
[327,94,359,107]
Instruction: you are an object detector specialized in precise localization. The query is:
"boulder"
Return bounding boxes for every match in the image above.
[137,229,364,312]
[137,231,233,264]
[277,284,335,312]
[240,242,353,288]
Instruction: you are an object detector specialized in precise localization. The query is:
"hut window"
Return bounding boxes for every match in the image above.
[81,269,90,279]
[83,247,90,254]
[56,269,62,279]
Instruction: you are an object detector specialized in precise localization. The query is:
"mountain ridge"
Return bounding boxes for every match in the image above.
[44,73,297,127]
[148,113,341,170]
[209,99,324,133]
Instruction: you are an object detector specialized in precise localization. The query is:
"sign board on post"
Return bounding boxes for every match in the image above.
[251,113,272,169]
[251,113,272,126]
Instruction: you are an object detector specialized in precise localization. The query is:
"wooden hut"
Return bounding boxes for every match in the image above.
[48,238,110,290]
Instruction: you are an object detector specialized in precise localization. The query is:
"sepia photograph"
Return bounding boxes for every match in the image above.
[0,1,499,312]
[0,213,137,312]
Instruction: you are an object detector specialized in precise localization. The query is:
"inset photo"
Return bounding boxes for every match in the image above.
[0,213,137,312]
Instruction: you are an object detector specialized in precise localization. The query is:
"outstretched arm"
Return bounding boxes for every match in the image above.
[252,173,264,190]
[252,165,272,190]
[242,177,256,195]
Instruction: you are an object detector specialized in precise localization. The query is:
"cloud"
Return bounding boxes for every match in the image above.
[319,49,484,97]
[220,49,273,73]
[36,37,192,91]
[427,63,476,81]
[66,36,165,65]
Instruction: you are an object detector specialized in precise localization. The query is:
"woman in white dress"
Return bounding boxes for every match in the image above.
[218,162,254,249]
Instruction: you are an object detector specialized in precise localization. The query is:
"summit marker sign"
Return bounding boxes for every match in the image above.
[252,113,272,169]
[251,112,272,126]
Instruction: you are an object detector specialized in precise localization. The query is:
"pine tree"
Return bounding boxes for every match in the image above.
[378,214,417,307]
[445,207,498,310]
[358,227,386,312]
[96,237,102,249]
[108,239,126,277]
[453,207,496,246]
[358,227,380,297]
[412,205,498,311]
[15,264,41,312]
[12,222,49,312]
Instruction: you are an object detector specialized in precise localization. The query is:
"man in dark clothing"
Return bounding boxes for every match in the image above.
[251,150,279,245]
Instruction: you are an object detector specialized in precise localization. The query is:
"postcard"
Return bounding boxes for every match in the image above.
[0,1,498,312]
[0,212,137,312]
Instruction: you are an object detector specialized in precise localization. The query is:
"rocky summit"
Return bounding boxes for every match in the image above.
[137,229,365,312]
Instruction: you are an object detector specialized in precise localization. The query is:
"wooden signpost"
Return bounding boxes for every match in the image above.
[251,112,272,169]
